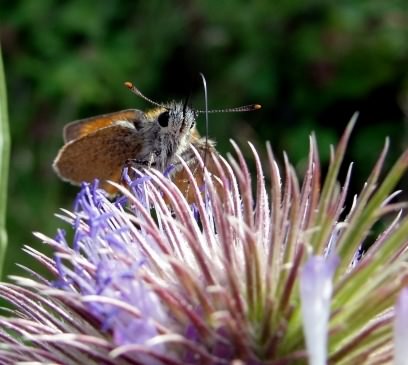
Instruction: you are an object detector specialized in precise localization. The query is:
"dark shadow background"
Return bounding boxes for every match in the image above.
[1,1,407,277]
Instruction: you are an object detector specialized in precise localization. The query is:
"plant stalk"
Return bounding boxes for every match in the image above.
[0,44,10,278]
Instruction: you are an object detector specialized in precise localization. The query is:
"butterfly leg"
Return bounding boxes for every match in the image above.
[124,158,156,168]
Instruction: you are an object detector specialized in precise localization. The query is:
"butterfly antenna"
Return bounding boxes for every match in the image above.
[196,104,262,114]
[124,81,164,108]
[199,73,210,170]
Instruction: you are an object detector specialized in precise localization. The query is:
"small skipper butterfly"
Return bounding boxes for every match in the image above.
[53,77,261,201]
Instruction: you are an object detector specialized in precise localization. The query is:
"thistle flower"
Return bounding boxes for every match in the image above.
[1,118,408,364]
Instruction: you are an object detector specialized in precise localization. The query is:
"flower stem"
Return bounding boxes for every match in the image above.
[0,44,10,278]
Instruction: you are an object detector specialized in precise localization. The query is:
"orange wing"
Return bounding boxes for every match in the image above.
[63,109,145,143]
[54,125,142,195]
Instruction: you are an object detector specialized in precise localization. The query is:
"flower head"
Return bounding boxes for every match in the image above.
[1,118,408,364]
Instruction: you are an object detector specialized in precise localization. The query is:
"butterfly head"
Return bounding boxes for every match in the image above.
[140,101,197,170]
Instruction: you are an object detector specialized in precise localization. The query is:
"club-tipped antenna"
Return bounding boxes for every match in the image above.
[196,103,261,114]
[124,81,164,108]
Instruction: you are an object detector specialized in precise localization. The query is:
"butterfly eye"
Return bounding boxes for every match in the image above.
[190,121,195,129]
[158,111,169,127]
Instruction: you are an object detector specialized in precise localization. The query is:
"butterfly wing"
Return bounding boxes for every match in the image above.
[54,125,142,194]
[63,109,145,143]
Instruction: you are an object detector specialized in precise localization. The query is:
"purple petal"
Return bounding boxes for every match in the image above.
[394,287,408,365]
[300,255,339,365]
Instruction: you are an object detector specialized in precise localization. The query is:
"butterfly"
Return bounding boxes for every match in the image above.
[53,80,260,202]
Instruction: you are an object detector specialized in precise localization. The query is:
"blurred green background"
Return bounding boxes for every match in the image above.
[0,1,407,278]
